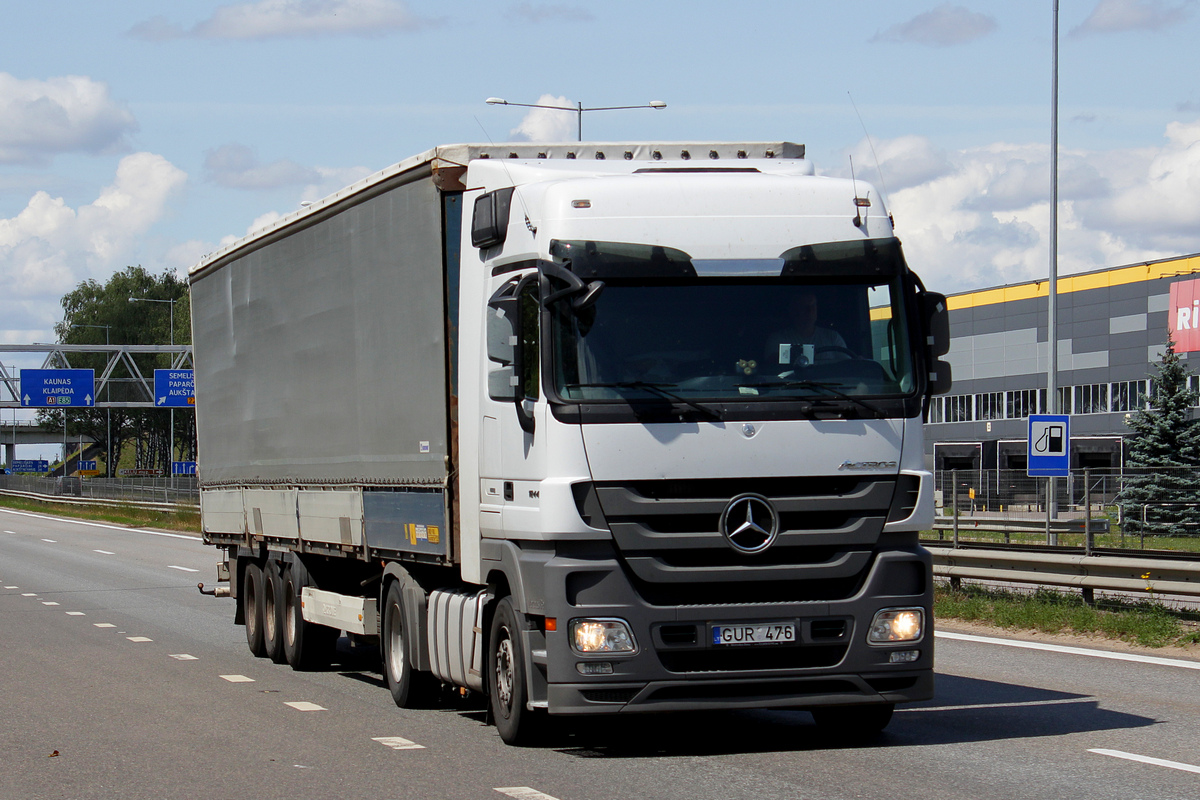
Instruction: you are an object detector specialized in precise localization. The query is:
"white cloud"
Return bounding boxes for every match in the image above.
[0,73,137,165]
[0,153,186,340]
[871,4,998,46]
[204,143,318,190]
[508,94,578,142]
[130,0,429,41]
[832,123,1200,293]
[1070,0,1191,35]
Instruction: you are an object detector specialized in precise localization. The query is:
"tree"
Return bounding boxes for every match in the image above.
[1119,332,1200,536]
[40,266,191,475]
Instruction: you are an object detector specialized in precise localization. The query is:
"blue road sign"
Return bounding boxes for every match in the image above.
[20,369,95,407]
[172,461,197,475]
[1028,414,1070,477]
[12,459,50,473]
[78,460,97,471]
[154,369,195,408]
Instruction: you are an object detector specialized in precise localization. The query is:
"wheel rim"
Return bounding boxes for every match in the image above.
[263,576,277,640]
[245,569,259,637]
[283,582,296,646]
[386,602,405,683]
[495,626,515,712]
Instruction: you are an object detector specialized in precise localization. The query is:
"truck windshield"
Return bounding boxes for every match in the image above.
[548,240,917,404]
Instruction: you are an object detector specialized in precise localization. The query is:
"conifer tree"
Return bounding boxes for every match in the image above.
[1119,333,1200,536]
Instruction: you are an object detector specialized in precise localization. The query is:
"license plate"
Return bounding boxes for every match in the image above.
[712,623,796,646]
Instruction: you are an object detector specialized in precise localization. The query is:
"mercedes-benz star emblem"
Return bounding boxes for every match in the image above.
[719,493,779,553]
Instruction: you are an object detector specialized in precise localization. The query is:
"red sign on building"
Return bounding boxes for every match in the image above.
[1169,277,1200,353]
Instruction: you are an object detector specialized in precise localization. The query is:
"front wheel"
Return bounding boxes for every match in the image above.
[487,596,544,745]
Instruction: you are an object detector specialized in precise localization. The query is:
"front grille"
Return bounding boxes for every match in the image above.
[580,476,896,604]
[657,644,847,673]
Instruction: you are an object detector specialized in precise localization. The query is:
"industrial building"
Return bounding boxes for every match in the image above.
[925,252,1200,474]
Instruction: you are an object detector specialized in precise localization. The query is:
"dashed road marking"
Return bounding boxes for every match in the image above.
[94,623,116,628]
[284,702,326,712]
[66,611,86,616]
[3,530,15,534]
[1089,749,1200,775]
[372,736,425,751]
[94,550,115,555]
[220,674,255,683]
[936,631,1200,671]
[167,565,199,573]
[495,788,561,800]
[127,636,153,643]
[168,654,198,661]
[21,593,36,597]
[4,586,17,589]
[41,539,56,543]
[42,601,60,606]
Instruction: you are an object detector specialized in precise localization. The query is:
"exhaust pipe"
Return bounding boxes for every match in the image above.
[197,582,230,598]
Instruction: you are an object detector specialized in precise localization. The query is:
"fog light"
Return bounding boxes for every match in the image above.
[868,608,924,644]
[576,661,614,675]
[889,649,920,664]
[569,618,636,654]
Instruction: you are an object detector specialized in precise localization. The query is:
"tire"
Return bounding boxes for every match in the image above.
[282,560,337,670]
[382,581,437,708]
[243,561,267,658]
[263,559,287,664]
[810,703,895,739]
[487,596,544,745]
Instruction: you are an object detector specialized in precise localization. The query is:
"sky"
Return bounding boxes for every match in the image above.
[3,0,1200,354]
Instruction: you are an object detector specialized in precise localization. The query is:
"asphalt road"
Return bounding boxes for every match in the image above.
[2,506,1199,800]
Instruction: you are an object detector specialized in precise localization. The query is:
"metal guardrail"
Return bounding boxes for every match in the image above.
[932,516,1109,535]
[927,543,1200,599]
[0,487,198,514]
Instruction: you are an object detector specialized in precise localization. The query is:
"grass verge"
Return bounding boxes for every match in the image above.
[0,493,200,534]
[935,581,1200,649]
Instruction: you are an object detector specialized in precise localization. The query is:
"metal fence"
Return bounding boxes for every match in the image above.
[932,468,1200,552]
[0,474,198,507]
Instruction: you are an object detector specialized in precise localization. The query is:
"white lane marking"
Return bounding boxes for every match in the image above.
[168,654,198,661]
[41,538,56,543]
[94,623,116,628]
[495,789,561,800]
[220,675,255,683]
[1089,749,1200,775]
[0,507,198,540]
[284,702,326,712]
[898,697,1090,713]
[4,586,17,589]
[42,601,60,606]
[4,530,15,534]
[66,611,86,616]
[167,565,199,573]
[127,636,153,642]
[94,549,115,555]
[936,631,1200,671]
[21,592,36,596]
[372,736,425,751]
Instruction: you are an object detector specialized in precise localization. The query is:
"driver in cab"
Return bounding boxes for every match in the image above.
[765,290,847,371]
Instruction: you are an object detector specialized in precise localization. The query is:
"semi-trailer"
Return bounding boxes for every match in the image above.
[189,141,951,744]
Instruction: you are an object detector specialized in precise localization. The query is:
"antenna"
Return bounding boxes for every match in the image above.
[849,155,863,228]
[847,92,891,213]
[472,116,536,237]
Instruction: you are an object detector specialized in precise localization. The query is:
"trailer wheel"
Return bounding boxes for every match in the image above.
[488,596,544,745]
[810,703,895,739]
[282,562,336,670]
[263,559,287,664]
[382,581,437,708]
[243,561,267,657]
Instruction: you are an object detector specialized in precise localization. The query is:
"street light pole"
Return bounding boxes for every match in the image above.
[485,97,666,142]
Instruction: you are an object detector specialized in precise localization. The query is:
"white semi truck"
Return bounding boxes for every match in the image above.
[189,141,951,744]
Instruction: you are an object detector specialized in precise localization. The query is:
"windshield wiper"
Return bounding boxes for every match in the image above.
[566,381,723,421]
[746,379,887,419]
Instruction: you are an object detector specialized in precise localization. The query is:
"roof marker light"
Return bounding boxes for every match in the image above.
[572,200,591,209]
[709,150,719,160]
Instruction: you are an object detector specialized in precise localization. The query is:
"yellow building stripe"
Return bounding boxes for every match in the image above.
[947,254,1200,310]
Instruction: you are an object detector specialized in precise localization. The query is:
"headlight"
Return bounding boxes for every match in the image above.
[868,608,924,644]
[569,618,636,654]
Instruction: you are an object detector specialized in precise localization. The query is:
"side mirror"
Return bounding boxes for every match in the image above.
[928,359,953,396]
[486,274,537,434]
[920,291,950,357]
[472,187,514,249]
